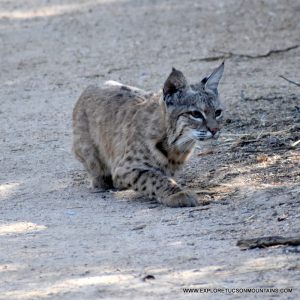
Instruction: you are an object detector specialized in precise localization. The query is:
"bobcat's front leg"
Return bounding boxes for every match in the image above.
[113,168,198,207]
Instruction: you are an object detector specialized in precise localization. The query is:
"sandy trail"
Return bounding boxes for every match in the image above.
[0,0,299,299]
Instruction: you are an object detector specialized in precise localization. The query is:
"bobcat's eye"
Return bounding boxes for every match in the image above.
[215,109,222,118]
[190,111,204,120]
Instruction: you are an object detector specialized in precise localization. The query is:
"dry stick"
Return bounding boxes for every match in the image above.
[190,55,227,62]
[190,45,299,62]
[291,140,300,147]
[216,45,299,59]
[279,75,300,87]
[237,236,300,250]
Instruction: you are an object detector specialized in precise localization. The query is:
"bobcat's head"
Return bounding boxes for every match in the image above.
[161,62,224,150]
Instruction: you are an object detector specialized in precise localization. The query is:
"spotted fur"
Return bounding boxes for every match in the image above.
[72,62,225,207]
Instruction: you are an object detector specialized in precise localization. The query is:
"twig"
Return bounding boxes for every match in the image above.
[291,140,300,147]
[237,236,300,250]
[216,45,299,60]
[279,75,300,87]
[190,45,300,62]
[189,55,228,62]
[66,206,84,209]
[107,66,131,74]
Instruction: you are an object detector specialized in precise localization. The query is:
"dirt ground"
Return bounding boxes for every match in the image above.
[0,0,300,299]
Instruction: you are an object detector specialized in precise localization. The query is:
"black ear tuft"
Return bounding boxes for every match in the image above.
[201,77,208,84]
[163,68,188,98]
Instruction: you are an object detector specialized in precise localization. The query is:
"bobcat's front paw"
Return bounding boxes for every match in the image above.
[163,191,199,207]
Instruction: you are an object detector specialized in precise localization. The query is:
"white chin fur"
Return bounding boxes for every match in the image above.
[204,131,213,139]
[174,130,217,149]
[213,131,220,139]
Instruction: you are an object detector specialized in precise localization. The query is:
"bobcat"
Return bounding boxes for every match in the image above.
[72,62,224,207]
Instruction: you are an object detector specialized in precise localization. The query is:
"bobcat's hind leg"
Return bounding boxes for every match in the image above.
[73,118,113,190]
[74,144,113,190]
[73,102,113,191]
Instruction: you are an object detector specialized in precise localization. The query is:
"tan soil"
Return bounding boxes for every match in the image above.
[0,0,299,299]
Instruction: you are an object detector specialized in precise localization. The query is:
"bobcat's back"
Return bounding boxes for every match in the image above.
[73,84,163,170]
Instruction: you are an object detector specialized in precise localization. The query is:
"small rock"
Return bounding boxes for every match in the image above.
[256,154,269,162]
[132,224,146,231]
[277,213,288,222]
[142,275,155,281]
[267,136,279,145]
[80,270,90,276]
[65,211,76,216]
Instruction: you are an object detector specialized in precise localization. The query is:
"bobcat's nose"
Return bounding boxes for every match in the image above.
[209,128,218,136]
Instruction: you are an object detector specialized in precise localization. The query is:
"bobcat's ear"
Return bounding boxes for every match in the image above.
[163,67,188,99]
[204,61,224,94]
